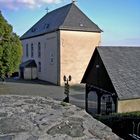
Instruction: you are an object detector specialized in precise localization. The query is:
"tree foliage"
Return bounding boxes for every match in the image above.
[0,11,22,79]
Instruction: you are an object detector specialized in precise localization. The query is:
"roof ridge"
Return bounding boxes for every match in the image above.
[61,3,102,32]
[73,4,101,30]
[59,3,73,28]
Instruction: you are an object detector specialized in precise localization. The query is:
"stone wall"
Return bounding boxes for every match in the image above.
[0,95,121,140]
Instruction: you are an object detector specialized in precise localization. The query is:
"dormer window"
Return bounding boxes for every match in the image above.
[44,23,49,29]
[31,28,36,32]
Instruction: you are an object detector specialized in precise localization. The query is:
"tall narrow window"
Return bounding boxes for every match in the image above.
[38,62,41,72]
[26,44,28,57]
[31,43,34,58]
[38,42,41,58]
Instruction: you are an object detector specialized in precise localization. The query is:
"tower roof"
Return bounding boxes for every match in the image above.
[21,3,102,40]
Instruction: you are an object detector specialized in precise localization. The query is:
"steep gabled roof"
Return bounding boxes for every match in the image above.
[82,47,140,100]
[21,3,102,40]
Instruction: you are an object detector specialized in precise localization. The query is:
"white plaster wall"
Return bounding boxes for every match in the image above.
[41,33,58,84]
[21,32,58,84]
[60,30,101,85]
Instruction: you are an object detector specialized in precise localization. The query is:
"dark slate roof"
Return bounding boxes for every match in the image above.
[21,3,102,40]
[20,60,37,68]
[83,47,140,100]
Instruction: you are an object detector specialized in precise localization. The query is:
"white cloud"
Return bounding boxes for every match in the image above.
[0,0,64,10]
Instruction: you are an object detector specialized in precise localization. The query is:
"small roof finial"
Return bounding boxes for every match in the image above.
[45,7,49,13]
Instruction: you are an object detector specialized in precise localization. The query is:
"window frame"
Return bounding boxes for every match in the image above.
[31,43,34,58]
[26,44,28,57]
[38,42,41,58]
[38,61,41,72]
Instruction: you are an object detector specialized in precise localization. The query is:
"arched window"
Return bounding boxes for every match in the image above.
[38,42,41,58]
[31,43,34,58]
[26,44,28,57]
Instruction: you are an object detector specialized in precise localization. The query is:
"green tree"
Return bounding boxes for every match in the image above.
[0,11,22,80]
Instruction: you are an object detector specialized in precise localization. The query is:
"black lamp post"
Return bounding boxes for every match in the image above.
[63,75,72,103]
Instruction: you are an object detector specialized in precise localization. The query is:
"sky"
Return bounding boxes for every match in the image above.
[0,0,140,46]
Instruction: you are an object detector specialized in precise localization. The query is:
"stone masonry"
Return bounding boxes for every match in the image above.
[0,95,122,140]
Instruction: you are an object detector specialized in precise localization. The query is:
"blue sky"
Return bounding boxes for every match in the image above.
[0,0,140,46]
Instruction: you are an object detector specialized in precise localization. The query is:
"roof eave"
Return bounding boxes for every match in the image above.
[20,27,102,40]
[20,29,59,40]
[119,97,140,101]
[59,26,102,33]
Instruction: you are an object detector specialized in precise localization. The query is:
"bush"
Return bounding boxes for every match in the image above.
[94,112,140,140]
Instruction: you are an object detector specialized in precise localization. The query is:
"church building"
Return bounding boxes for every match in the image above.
[20,2,102,85]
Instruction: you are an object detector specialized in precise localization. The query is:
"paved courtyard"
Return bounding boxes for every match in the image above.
[0,78,98,112]
[0,78,86,108]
